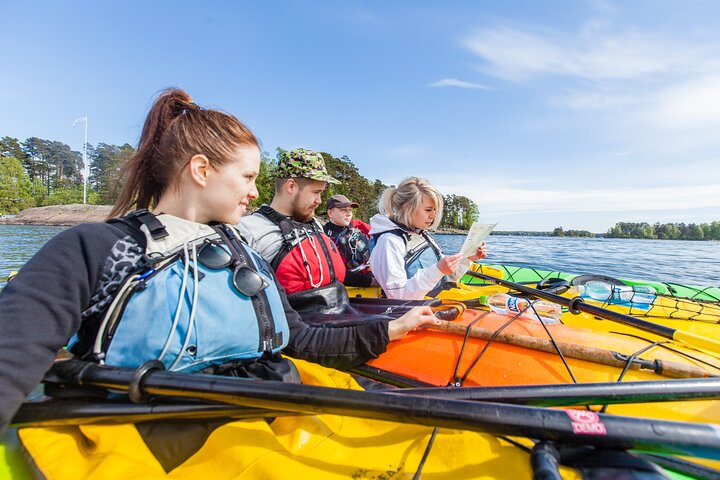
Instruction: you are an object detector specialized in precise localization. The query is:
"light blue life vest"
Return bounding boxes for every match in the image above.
[90,212,290,373]
[404,231,443,279]
[403,230,444,281]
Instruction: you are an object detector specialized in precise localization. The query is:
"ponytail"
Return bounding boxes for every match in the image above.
[377,186,397,218]
[110,88,258,218]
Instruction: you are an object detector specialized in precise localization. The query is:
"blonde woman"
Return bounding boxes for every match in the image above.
[369,177,486,300]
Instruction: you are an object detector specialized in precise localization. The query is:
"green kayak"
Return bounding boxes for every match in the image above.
[461,263,720,303]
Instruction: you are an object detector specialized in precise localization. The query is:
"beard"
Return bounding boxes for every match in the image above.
[289,200,316,223]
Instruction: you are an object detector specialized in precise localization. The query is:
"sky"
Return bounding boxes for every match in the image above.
[1,0,719,232]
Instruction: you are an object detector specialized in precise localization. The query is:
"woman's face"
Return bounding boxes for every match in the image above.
[203,145,260,224]
[410,195,437,230]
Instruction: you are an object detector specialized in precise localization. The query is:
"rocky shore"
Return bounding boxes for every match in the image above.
[0,204,113,226]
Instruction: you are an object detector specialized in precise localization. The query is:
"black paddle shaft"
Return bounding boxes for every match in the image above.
[394,377,720,406]
[12,400,294,427]
[46,359,720,460]
[17,378,720,427]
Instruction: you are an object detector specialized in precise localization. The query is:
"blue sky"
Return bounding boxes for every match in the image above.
[2,0,719,232]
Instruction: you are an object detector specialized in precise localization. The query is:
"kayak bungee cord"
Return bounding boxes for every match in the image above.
[661,283,720,303]
[530,298,581,384]
[598,340,667,414]
[610,331,720,373]
[441,298,583,478]
[433,322,710,379]
[419,297,698,477]
[447,303,580,386]
[412,427,438,480]
[464,266,720,322]
[463,265,720,304]
[586,289,720,324]
[613,341,667,384]
[659,296,720,322]
[450,310,492,386]
[463,270,720,356]
[438,281,579,386]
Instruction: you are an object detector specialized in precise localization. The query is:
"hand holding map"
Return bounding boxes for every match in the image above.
[458,222,497,258]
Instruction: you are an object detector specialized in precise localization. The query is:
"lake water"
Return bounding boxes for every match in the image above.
[1,225,718,289]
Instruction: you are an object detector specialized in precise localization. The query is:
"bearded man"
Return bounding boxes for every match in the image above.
[238,148,372,314]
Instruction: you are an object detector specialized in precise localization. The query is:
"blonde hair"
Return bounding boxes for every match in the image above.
[378,177,444,230]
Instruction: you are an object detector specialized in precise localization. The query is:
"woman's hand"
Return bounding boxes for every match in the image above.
[437,253,462,275]
[387,306,441,341]
[467,242,487,261]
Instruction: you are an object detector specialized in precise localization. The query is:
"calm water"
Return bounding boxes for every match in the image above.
[437,234,719,287]
[1,225,718,289]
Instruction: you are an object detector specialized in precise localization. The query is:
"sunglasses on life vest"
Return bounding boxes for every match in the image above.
[196,241,269,297]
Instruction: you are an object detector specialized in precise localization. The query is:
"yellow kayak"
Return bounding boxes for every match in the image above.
[6,358,577,480]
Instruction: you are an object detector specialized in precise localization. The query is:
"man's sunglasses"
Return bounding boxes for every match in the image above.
[197,241,269,297]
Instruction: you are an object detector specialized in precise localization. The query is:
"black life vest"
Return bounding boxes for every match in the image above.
[324,224,371,271]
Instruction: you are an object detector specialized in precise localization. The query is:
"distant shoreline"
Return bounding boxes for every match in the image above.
[0,205,479,231]
[1,206,713,241]
[0,204,113,226]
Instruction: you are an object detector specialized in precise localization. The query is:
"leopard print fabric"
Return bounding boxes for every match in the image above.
[81,235,145,320]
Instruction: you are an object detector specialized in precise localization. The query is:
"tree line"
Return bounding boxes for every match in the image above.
[551,227,595,237]
[606,221,720,241]
[0,135,479,229]
[0,136,135,211]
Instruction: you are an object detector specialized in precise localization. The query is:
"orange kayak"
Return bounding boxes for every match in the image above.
[365,308,720,425]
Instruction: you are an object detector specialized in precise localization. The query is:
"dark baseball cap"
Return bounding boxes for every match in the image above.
[325,194,359,212]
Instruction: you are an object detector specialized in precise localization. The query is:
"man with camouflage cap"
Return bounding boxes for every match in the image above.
[238,148,373,316]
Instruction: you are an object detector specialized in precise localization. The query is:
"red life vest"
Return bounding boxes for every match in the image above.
[256,205,346,295]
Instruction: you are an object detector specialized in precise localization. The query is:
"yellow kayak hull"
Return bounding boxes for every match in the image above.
[9,359,579,480]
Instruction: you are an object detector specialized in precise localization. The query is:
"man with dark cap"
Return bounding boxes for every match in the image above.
[322,195,374,282]
[237,148,373,315]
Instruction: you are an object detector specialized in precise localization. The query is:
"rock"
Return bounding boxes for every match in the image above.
[1,204,113,226]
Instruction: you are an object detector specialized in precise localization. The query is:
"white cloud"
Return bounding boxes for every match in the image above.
[459,21,720,140]
[439,182,720,218]
[647,75,720,130]
[550,90,635,111]
[428,78,493,90]
[462,26,710,82]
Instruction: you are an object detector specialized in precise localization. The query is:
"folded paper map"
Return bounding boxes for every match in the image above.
[458,222,497,258]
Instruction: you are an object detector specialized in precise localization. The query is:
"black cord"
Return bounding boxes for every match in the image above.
[611,331,720,372]
[529,301,578,384]
[599,341,663,414]
[412,427,439,480]
[450,312,488,386]
[497,435,532,453]
[457,313,522,385]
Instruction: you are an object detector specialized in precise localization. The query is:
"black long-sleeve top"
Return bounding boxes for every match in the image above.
[0,222,389,435]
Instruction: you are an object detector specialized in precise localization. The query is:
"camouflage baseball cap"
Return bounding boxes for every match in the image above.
[276,148,340,184]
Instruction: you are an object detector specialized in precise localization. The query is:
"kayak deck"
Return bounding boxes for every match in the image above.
[367,308,720,426]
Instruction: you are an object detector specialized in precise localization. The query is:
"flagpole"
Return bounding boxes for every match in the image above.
[73,116,88,204]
